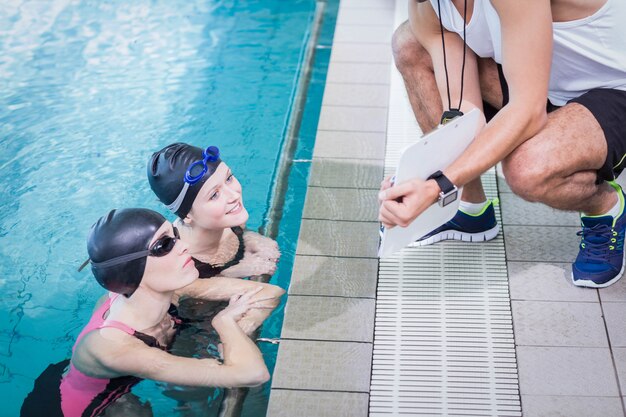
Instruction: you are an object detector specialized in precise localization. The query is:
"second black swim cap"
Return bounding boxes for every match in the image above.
[87,208,166,297]
[147,143,222,219]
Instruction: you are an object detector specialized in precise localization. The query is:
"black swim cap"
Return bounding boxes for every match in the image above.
[147,143,222,219]
[87,208,166,297]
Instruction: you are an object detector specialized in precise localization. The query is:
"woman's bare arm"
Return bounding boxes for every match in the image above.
[89,290,271,387]
[176,278,284,334]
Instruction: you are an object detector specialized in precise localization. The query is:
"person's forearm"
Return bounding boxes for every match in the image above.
[236,296,280,335]
[212,315,265,367]
[444,101,548,188]
[443,0,552,188]
[212,316,269,386]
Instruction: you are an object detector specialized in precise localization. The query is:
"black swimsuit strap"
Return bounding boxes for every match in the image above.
[192,227,246,278]
[132,304,186,350]
[220,226,245,270]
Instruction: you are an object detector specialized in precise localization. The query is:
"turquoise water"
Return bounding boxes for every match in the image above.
[0,1,321,415]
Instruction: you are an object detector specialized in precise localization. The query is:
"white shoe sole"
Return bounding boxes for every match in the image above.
[409,224,500,247]
[571,249,626,288]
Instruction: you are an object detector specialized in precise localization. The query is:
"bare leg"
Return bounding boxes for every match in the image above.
[392,21,505,203]
[502,102,616,214]
[392,21,442,131]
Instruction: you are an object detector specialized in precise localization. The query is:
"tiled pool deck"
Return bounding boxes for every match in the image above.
[267,0,626,416]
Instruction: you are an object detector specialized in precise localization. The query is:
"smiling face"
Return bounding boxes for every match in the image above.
[185,162,249,230]
[141,221,199,293]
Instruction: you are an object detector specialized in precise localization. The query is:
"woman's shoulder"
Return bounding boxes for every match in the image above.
[77,324,140,357]
[72,326,152,378]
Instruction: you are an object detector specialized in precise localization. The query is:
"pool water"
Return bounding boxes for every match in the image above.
[0,1,323,415]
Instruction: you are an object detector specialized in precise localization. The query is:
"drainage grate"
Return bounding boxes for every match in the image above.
[368,1,521,415]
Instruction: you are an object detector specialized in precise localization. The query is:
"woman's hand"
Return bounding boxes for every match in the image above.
[220,253,278,277]
[220,232,280,277]
[212,287,273,325]
[243,232,280,261]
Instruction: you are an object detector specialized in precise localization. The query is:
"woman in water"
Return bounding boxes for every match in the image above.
[147,143,281,283]
[21,208,274,417]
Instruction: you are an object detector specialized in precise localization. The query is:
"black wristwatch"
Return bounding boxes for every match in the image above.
[427,170,458,207]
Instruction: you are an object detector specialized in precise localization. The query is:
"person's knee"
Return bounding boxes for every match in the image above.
[502,148,554,202]
[392,21,430,73]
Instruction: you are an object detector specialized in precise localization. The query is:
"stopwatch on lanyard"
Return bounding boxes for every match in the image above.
[436,0,468,124]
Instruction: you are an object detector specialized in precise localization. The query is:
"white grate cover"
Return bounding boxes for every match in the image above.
[369,1,521,415]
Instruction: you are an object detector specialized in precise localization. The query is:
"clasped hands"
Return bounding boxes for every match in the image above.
[378,176,441,228]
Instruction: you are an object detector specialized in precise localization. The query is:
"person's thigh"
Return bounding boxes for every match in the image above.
[569,88,626,181]
[503,102,606,185]
[506,88,626,186]
[477,57,506,111]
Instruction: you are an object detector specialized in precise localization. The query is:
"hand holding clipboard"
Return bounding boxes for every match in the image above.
[378,109,481,258]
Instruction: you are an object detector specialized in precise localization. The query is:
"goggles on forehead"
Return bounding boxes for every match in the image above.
[167,146,220,213]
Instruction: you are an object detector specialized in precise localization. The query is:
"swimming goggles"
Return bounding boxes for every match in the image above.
[167,146,220,213]
[78,227,180,271]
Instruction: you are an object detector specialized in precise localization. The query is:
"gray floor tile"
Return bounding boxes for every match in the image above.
[512,300,607,347]
[504,225,580,263]
[521,395,624,417]
[313,131,386,160]
[303,187,379,221]
[336,8,394,26]
[281,295,375,342]
[333,24,393,44]
[329,43,392,64]
[290,255,378,298]
[326,62,391,85]
[599,277,626,302]
[297,219,380,258]
[603,302,626,347]
[500,193,580,226]
[309,158,384,189]
[614,348,626,393]
[517,346,619,396]
[318,105,387,132]
[267,390,369,417]
[322,83,389,107]
[272,340,372,392]
[508,262,598,302]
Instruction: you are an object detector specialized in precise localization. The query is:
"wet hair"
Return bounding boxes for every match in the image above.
[87,208,166,297]
[147,143,222,219]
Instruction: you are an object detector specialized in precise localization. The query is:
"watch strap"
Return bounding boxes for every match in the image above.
[427,170,455,194]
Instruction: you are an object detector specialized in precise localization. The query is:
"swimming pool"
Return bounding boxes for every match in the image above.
[0,1,327,415]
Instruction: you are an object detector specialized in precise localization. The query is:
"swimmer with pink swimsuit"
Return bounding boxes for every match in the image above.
[21,208,274,417]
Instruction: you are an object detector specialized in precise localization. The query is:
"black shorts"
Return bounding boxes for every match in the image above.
[485,64,626,182]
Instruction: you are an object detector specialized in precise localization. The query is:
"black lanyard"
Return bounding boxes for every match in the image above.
[437,0,467,124]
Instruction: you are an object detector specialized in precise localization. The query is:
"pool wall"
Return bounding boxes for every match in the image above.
[267,0,393,415]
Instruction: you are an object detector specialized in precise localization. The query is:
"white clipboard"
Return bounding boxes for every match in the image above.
[378,109,481,258]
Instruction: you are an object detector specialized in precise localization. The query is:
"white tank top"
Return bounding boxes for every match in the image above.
[430,0,626,105]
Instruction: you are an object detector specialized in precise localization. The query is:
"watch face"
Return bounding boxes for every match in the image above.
[441,190,458,207]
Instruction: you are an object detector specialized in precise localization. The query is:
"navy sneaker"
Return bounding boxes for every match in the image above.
[572,184,626,288]
[412,199,500,246]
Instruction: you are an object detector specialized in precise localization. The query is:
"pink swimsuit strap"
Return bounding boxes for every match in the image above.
[97,319,136,335]
[73,294,137,351]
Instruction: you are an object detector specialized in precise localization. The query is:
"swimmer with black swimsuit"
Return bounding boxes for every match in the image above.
[21,208,271,417]
[147,143,285,335]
